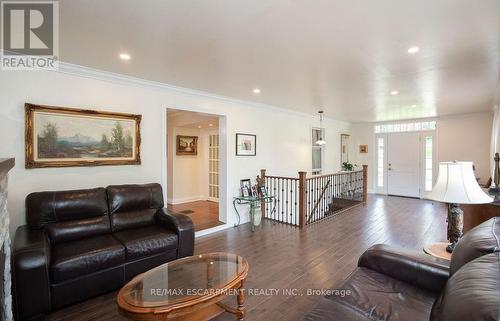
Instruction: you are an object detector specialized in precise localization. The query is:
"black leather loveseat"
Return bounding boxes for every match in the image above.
[300,217,500,321]
[12,183,194,321]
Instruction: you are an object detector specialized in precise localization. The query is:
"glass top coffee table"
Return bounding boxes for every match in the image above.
[117,253,249,321]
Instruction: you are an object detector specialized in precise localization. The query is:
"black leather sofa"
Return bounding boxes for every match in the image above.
[300,217,500,321]
[12,183,194,321]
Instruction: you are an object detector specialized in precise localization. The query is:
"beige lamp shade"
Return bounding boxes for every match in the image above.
[426,161,493,204]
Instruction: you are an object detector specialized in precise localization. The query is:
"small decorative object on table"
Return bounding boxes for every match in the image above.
[240,179,252,196]
[426,161,493,254]
[259,186,268,197]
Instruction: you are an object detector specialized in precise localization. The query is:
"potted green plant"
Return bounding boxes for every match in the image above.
[342,162,358,171]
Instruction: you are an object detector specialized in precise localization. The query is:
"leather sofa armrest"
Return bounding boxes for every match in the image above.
[156,209,194,258]
[12,225,51,321]
[358,244,450,293]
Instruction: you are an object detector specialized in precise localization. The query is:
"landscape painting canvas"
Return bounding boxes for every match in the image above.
[25,104,141,168]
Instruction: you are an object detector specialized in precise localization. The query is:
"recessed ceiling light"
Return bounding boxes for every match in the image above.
[209,124,213,127]
[253,88,261,94]
[411,104,417,108]
[197,125,202,129]
[119,53,131,60]
[407,46,420,54]
[391,90,399,95]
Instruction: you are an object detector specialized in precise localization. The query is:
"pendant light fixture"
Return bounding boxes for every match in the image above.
[315,110,326,146]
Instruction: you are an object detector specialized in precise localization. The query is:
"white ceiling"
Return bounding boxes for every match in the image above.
[59,0,500,122]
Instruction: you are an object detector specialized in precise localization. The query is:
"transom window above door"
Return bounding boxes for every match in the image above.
[375,121,436,134]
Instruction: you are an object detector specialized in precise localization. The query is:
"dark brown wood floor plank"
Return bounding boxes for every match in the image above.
[48,195,447,321]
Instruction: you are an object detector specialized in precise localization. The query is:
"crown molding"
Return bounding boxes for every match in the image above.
[55,61,349,125]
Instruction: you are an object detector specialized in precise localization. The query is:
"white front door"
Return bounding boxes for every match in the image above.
[387,132,420,197]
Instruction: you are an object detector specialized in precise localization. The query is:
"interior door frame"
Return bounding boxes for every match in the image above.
[163,107,228,224]
[375,130,438,198]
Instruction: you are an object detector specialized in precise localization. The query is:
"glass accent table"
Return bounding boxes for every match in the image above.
[117,252,249,321]
[233,195,276,231]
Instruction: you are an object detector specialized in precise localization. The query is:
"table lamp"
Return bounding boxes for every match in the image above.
[426,161,493,253]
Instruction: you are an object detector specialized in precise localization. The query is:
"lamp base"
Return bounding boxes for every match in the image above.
[446,242,457,253]
[423,242,452,260]
[446,203,463,253]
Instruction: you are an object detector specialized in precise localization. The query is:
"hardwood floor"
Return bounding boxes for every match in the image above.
[48,195,447,321]
[167,200,224,231]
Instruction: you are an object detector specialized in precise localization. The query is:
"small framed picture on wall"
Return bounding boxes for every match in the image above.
[236,133,256,156]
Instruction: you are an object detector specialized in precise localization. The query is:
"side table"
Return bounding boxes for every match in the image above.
[233,195,276,231]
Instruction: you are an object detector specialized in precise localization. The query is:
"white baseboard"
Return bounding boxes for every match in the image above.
[167,196,205,205]
[195,223,232,237]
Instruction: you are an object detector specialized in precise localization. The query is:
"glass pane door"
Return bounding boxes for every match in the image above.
[209,134,219,199]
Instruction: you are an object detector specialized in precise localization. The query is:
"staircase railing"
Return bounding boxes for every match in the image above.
[261,166,367,228]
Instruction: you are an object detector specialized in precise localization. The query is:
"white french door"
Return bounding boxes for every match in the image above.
[208,134,219,201]
[376,131,436,198]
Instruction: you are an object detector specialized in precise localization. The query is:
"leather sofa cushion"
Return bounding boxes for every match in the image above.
[430,252,500,321]
[309,267,437,321]
[113,225,178,261]
[51,235,125,283]
[300,297,371,321]
[107,184,164,231]
[26,188,109,229]
[450,217,500,275]
[46,216,111,244]
[110,208,157,232]
[107,184,163,213]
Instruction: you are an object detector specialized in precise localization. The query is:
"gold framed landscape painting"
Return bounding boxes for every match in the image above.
[25,103,141,168]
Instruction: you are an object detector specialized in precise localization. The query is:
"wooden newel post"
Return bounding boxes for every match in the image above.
[362,165,368,204]
[298,171,307,228]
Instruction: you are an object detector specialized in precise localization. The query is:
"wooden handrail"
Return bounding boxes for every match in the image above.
[307,170,363,180]
[265,175,299,180]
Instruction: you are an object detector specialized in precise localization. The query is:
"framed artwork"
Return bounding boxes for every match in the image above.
[259,186,268,197]
[25,103,141,168]
[359,145,368,153]
[240,179,252,196]
[241,187,250,197]
[236,133,256,156]
[176,135,198,155]
[341,134,350,165]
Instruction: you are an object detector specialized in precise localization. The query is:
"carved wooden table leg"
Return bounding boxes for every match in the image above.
[237,281,245,320]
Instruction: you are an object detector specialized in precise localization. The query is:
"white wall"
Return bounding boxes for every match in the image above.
[350,112,494,192]
[167,126,202,204]
[438,112,492,183]
[0,64,350,236]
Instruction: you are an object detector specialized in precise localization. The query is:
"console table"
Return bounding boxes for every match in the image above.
[233,195,276,231]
